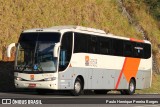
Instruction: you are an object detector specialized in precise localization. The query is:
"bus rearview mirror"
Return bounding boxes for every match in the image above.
[7,43,16,57]
[53,42,61,57]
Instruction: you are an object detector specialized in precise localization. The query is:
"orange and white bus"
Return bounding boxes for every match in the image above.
[7,26,152,96]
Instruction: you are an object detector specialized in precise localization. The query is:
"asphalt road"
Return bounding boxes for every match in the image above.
[0,91,159,107]
[0,91,159,98]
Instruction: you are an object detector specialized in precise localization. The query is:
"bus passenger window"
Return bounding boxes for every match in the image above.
[74,33,88,53]
[112,39,123,56]
[99,38,111,55]
[143,44,151,59]
[88,36,98,54]
[124,42,133,57]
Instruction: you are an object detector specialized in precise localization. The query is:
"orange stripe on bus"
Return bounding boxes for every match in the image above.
[130,38,144,43]
[115,57,141,89]
[123,57,141,82]
[115,57,127,89]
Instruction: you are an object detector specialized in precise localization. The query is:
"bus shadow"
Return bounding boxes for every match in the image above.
[0,61,16,92]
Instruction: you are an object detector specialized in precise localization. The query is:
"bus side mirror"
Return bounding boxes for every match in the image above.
[7,43,16,58]
[53,42,61,57]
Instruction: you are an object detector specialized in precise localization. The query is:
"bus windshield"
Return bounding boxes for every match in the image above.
[15,32,60,73]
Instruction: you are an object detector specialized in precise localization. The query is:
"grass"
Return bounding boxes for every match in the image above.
[0,0,140,56]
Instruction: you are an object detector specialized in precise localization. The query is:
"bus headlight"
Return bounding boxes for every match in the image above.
[15,77,22,81]
[44,77,56,81]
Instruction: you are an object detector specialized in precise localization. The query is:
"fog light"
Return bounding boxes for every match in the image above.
[44,77,56,81]
[15,77,22,81]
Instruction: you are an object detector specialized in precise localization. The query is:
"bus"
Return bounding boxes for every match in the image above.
[7,26,152,96]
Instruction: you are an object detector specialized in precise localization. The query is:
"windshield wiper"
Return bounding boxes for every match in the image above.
[17,64,32,72]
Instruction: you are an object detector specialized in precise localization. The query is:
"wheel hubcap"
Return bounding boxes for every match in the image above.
[130,82,134,92]
[75,81,81,93]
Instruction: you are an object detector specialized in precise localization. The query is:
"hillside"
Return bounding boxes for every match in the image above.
[0,0,144,59]
[0,0,160,93]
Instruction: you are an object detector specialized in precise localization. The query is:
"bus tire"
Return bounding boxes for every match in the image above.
[71,78,82,96]
[126,79,136,95]
[120,79,136,95]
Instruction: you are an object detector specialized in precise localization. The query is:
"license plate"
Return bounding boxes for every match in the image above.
[28,84,36,88]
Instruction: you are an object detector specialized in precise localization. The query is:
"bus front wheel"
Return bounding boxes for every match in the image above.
[71,78,83,96]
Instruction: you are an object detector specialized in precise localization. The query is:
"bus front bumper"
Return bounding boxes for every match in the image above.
[14,80,58,90]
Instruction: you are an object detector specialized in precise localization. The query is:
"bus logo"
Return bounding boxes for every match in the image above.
[85,56,90,66]
[30,75,34,80]
[85,56,98,67]
[134,47,143,53]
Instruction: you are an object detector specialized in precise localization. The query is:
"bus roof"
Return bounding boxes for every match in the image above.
[23,25,106,34]
[22,25,151,44]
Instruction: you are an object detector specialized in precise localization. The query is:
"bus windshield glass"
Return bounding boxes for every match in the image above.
[16,32,60,72]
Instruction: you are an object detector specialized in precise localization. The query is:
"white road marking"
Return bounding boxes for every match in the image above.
[134,105,160,107]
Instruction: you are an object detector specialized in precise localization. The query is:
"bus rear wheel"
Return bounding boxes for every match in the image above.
[120,79,135,95]
[71,78,83,96]
[127,79,136,95]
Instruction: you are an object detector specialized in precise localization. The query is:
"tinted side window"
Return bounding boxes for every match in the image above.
[112,39,124,56]
[74,33,88,53]
[59,32,73,71]
[124,41,133,57]
[73,32,151,59]
[143,43,151,59]
[99,37,111,55]
[88,36,98,54]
